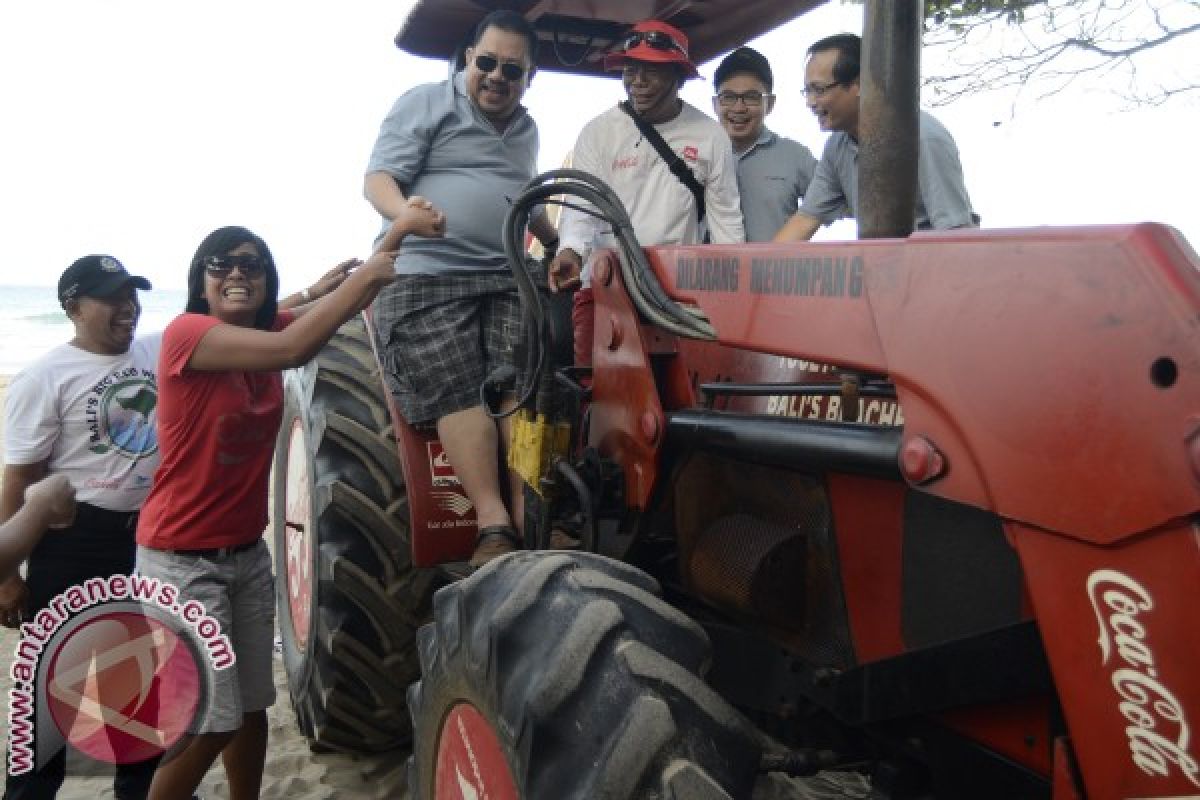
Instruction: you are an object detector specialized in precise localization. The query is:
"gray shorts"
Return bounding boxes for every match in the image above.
[135,541,276,734]
[372,272,522,425]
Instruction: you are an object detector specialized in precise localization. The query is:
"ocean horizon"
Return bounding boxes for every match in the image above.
[0,284,190,376]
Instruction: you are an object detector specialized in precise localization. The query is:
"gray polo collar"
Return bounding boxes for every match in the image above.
[738,127,778,159]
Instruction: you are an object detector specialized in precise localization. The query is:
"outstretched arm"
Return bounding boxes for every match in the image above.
[773,211,822,242]
[0,474,74,576]
[280,259,359,311]
[188,200,445,373]
[0,461,48,627]
[529,209,558,251]
[365,172,411,223]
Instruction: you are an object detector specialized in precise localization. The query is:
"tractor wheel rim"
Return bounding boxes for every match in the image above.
[283,419,313,647]
[435,703,518,799]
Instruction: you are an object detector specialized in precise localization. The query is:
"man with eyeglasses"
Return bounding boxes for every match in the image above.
[774,33,977,242]
[713,47,818,242]
[364,10,558,568]
[549,19,744,364]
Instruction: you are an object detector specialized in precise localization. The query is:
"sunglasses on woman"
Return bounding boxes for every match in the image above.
[473,54,526,82]
[204,254,267,277]
[618,31,688,57]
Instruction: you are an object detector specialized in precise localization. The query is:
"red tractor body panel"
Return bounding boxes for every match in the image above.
[1014,518,1200,796]
[589,225,1200,543]
[825,473,909,661]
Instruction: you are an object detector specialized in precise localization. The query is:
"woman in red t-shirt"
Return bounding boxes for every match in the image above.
[136,200,443,800]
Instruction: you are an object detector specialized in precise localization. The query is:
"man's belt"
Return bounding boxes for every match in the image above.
[74,502,139,532]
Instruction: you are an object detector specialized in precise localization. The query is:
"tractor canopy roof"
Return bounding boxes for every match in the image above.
[395,0,826,77]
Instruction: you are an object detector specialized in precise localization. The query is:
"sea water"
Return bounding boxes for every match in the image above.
[0,284,189,376]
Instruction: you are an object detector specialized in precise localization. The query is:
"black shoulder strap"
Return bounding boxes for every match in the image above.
[619,101,705,222]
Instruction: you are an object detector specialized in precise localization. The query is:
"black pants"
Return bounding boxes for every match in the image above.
[4,506,159,800]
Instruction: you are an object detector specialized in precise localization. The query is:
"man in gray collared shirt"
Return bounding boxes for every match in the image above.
[366,63,542,274]
[775,33,978,241]
[365,10,557,568]
[713,47,818,242]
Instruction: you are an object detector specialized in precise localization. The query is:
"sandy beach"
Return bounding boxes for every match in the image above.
[0,374,411,799]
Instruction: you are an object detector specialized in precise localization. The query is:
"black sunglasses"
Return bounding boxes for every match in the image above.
[204,254,267,277]
[619,31,687,57]
[473,54,526,82]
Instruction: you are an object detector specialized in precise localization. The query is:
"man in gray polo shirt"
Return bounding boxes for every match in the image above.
[365,10,558,568]
[774,33,977,241]
[713,47,818,242]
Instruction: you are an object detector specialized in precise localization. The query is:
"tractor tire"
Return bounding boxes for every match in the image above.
[408,551,764,799]
[272,314,438,753]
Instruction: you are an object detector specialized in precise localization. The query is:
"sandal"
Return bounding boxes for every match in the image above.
[468,524,522,569]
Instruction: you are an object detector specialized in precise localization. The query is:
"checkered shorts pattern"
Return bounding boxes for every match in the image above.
[372,272,523,424]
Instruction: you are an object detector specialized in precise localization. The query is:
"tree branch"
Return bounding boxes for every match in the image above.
[916,0,1200,108]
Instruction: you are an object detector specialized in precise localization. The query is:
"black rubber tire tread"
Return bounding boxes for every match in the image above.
[273,315,437,753]
[409,551,763,799]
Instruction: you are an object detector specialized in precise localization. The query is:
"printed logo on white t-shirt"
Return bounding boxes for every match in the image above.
[87,369,158,459]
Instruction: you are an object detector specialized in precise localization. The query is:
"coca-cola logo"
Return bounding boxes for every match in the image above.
[1086,569,1199,788]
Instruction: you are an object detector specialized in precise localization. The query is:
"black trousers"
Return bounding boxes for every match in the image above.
[4,505,159,800]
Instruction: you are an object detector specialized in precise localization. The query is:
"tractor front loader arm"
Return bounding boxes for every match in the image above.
[587,223,1200,799]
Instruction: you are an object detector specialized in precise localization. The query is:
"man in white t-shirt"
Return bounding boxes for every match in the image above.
[548,19,745,365]
[1,255,162,800]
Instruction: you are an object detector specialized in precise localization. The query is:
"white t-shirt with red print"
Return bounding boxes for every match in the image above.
[557,100,745,286]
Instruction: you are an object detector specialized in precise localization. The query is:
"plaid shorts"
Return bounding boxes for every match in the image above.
[372,272,523,424]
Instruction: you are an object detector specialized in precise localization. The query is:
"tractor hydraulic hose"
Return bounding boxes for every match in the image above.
[501,170,718,412]
[553,458,596,553]
[509,170,715,336]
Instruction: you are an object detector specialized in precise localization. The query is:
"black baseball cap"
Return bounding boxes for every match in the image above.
[714,46,774,92]
[58,255,152,306]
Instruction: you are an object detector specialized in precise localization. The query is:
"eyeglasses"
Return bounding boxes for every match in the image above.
[473,54,526,82]
[715,90,771,108]
[204,254,267,277]
[801,80,846,98]
[618,31,688,57]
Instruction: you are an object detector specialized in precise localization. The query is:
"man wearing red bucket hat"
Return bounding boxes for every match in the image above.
[549,19,745,365]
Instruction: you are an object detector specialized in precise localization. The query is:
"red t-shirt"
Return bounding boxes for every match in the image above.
[137,311,294,551]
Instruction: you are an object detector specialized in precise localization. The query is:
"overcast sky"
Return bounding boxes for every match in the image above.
[1,1,1196,293]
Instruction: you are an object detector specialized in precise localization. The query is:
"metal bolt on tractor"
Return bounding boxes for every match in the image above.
[272,2,1200,798]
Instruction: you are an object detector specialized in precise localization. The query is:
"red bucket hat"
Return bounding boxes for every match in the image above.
[603,20,700,79]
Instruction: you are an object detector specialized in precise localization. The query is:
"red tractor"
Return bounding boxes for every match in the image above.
[271,2,1200,798]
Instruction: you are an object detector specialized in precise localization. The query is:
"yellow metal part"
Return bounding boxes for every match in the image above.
[507,409,572,497]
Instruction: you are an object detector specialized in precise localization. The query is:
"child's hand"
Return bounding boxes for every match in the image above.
[397,195,446,239]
